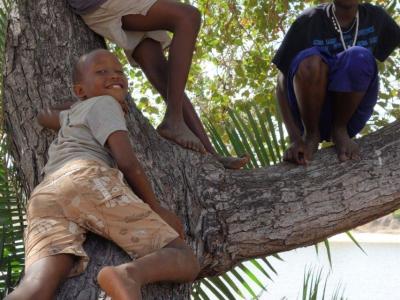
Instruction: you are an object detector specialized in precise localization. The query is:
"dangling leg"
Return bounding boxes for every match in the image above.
[122,0,204,153]
[132,38,249,168]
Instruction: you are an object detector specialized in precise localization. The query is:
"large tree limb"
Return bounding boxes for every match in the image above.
[4,0,400,299]
[196,121,400,275]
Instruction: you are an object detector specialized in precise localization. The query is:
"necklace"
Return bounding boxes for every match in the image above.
[330,4,359,50]
[341,17,357,34]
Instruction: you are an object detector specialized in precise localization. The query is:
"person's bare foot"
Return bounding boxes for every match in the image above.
[216,154,250,169]
[332,128,360,162]
[303,133,320,161]
[98,265,141,300]
[157,119,206,153]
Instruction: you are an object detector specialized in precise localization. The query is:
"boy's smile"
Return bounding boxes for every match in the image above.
[73,50,129,107]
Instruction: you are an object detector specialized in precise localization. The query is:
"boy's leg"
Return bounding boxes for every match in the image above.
[5,254,75,300]
[329,46,378,161]
[97,238,200,300]
[293,54,328,159]
[121,0,204,153]
[132,39,211,153]
[133,39,249,169]
[331,91,364,161]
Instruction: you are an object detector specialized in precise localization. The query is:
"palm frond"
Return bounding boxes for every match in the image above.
[0,135,26,298]
[301,266,348,300]
[196,104,285,299]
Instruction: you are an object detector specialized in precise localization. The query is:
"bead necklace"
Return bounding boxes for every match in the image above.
[329,3,359,50]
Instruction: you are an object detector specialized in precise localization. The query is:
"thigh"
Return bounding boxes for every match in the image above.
[25,175,89,278]
[121,0,197,32]
[67,166,179,259]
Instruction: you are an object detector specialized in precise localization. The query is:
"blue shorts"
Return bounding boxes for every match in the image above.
[287,46,379,141]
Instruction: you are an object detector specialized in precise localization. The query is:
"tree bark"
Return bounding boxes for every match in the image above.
[3,0,400,299]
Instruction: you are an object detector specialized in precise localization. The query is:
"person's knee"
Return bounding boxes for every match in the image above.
[177,5,202,32]
[181,247,201,281]
[168,238,200,281]
[343,46,376,77]
[345,46,374,61]
[296,55,328,83]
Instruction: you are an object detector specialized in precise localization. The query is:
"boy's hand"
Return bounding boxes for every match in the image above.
[283,140,309,165]
[152,205,185,239]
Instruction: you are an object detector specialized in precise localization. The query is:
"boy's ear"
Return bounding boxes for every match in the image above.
[73,83,86,99]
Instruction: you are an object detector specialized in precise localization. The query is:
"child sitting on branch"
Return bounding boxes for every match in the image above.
[273,0,399,165]
[67,0,249,169]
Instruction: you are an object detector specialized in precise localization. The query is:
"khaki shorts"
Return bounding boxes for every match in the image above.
[24,160,178,277]
[81,0,170,66]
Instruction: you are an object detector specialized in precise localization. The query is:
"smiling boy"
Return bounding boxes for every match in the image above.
[5,49,200,300]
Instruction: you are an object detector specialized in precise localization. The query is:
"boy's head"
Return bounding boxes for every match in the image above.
[333,0,359,9]
[72,49,128,105]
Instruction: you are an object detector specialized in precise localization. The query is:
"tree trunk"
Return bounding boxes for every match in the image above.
[3,1,400,299]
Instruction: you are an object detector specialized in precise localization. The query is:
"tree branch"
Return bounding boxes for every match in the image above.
[194,121,400,276]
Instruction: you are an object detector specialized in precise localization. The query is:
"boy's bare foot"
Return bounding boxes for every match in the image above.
[157,120,206,153]
[303,133,320,161]
[284,133,319,165]
[216,154,250,169]
[332,128,360,162]
[98,266,141,300]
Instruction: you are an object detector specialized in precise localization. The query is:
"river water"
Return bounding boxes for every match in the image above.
[259,235,400,300]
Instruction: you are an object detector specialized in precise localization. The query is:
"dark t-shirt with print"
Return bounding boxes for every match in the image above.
[272,3,400,76]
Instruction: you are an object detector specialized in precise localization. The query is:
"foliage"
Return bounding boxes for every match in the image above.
[300,266,347,300]
[0,135,25,299]
[393,209,400,221]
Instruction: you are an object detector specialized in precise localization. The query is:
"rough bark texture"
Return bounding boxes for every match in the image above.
[3,0,400,299]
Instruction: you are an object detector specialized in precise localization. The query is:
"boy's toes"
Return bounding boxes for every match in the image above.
[338,150,350,162]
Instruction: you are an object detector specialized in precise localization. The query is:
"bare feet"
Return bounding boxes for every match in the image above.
[283,133,320,165]
[157,119,206,153]
[332,128,360,162]
[98,266,141,300]
[303,133,320,160]
[216,154,250,169]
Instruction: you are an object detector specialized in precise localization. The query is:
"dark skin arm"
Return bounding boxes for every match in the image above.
[37,100,77,131]
[106,130,185,238]
[276,71,308,165]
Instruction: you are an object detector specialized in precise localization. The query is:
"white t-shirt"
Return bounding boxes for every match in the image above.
[43,95,128,175]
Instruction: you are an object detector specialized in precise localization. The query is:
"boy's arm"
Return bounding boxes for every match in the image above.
[37,100,77,131]
[106,130,185,238]
[276,72,308,165]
